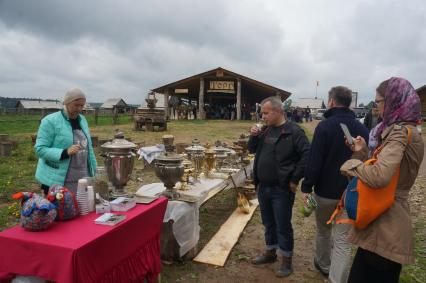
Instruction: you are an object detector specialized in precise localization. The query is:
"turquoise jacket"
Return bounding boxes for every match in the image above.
[35,110,97,187]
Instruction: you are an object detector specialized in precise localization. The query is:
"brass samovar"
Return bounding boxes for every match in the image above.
[203,148,216,178]
[185,139,205,181]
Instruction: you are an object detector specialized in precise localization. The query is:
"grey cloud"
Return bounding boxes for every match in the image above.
[0,0,283,63]
[304,0,426,102]
[0,0,425,105]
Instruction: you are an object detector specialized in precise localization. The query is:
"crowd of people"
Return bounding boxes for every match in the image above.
[33,77,423,283]
[248,77,423,283]
[286,106,313,123]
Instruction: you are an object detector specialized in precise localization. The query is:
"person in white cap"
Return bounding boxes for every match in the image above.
[34,88,97,195]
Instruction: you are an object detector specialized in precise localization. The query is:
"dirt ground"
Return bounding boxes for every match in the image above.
[160,120,425,283]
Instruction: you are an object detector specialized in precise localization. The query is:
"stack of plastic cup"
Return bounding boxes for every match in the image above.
[76,179,89,215]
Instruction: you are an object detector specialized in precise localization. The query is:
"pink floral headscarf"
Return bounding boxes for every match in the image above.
[373,77,421,143]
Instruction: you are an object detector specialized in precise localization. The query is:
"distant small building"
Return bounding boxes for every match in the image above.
[89,102,103,109]
[292,98,325,110]
[0,97,20,109]
[100,98,128,113]
[84,103,94,112]
[16,100,62,115]
[417,85,426,120]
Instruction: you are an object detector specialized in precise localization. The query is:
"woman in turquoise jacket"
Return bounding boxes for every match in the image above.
[35,88,97,195]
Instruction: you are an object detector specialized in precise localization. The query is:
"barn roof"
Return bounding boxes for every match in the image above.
[18,100,62,109]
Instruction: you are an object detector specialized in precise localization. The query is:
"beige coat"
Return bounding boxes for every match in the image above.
[340,123,424,264]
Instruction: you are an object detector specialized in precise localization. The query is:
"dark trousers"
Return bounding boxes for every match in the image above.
[348,247,402,283]
[257,183,295,257]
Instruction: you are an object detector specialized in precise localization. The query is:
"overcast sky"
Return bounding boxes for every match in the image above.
[0,0,425,105]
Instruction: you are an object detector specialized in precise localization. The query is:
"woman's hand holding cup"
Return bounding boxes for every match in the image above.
[67,144,81,155]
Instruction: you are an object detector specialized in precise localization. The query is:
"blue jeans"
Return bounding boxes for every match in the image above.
[258,183,295,257]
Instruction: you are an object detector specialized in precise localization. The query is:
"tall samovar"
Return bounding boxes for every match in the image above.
[185,139,205,181]
[101,130,137,197]
[212,140,230,171]
[203,146,216,178]
[154,135,184,199]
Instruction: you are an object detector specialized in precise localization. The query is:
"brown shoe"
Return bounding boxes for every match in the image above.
[276,256,293,277]
[251,249,277,265]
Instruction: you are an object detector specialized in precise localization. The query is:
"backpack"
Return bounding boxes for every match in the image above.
[47,185,79,220]
[328,127,412,229]
[12,192,57,231]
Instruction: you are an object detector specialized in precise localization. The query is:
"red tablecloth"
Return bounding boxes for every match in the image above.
[0,198,168,283]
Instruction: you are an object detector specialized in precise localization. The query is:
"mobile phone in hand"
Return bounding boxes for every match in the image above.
[340,123,353,145]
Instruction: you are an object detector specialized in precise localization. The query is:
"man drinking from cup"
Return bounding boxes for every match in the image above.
[248,96,310,277]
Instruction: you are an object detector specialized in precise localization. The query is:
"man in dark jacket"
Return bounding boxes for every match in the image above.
[301,86,369,283]
[248,96,310,278]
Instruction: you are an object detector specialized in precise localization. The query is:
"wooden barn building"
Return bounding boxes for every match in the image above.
[151,67,291,120]
[100,98,128,113]
[16,100,62,115]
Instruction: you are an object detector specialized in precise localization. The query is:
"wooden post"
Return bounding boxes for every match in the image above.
[164,88,170,120]
[94,108,99,125]
[198,78,205,120]
[91,136,99,148]
[113,107,118,125]
[41,108,47,119]
[188,98,192,119]
[0,142,12,157]
[31,134,37,146]
[237,78,242,120]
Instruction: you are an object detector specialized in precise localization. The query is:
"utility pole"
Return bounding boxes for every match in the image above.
[315,81,319,99]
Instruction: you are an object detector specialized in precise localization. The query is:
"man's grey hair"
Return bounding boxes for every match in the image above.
[260,96,284,113]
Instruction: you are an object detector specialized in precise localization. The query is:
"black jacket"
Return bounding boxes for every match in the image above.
[248,121,310,189]
[301,107,369,199]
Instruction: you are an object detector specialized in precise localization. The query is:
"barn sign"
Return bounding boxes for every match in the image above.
[209,81,234,91]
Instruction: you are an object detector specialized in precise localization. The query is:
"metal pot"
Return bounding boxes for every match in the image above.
[101,131,136,197]
[154,135,184,199]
